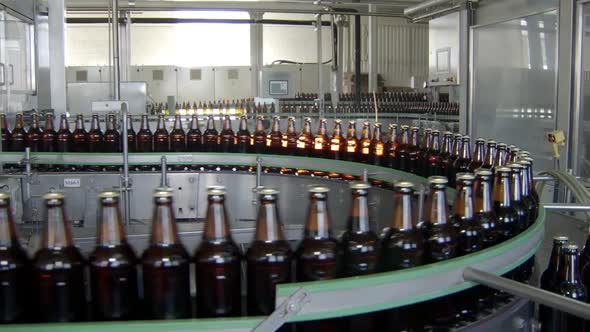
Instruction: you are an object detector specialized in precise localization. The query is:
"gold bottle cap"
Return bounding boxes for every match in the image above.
[43,192,65,200]
[97,191,120,199]
[349,181,371,190]
[308,185,330,193]
[428,176,448,185]
[394,181,414,189]
[0,192,9,200]
[258,188,279,196]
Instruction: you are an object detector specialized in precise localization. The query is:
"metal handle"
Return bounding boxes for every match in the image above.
[0,63,5,87]
[8,64,14,86]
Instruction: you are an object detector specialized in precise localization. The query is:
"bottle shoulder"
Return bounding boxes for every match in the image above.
[195,240,241,263]
[142,243,190,266]
[89,243,138,267]
[33,246,85,269]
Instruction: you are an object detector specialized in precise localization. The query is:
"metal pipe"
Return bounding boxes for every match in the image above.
[403,0,458,17]
[543,203,590,212]
[66,17,336,26]
[111,0,121,100]
[534,175,582,182]
[317,14,324,118]
[463,267,590,321]
[354,14,361,108]
[121,103,130,225]
[256,157,263,188]
[160,156,168,187]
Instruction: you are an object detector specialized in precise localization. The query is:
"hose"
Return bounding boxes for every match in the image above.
[536,170,590,222]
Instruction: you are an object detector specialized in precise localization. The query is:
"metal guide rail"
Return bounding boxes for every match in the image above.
[0,152,546,332]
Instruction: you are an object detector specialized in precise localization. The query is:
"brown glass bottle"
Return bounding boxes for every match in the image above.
[266,116,282,155]
[521,156,540,205]
[41,114,57,153]
[408,127,422,174]
[539,236,569,332]
[71,114,88,153]
[509,164,530,232]
[296,118,313,158]
[0,113,10,151]
[357,121,372,164]
[555,244,587,331]
[153,115,170,153]
[9,114,27,152]
[32,192,86,322]
[142,188,191,319]
[136,115,153,153]
[482,140,497,170]
[0,192,30,323]
[419,128,433,176]
[215,115,233,154]
[87,115,104,153]
[453,136,472,174]
[89,191,138,320]
[328,120,344,160]
[454,173,483,255]
[493,143,508,170]
[186,115,202,153]
[56,114,72,153]
[369,123,385,166]
[126,115,136,153]
[396,125,411,172]
[235,115,250,154]
[446,134,463,186]
[492,167,520,242]
[380,182,424,271]
[469,138,486,171]
[104,114,121,153]
[247,188,292,316]
[519,159,539,221]
[343,120,358,162]
[25,113,43,152]
[474,170,499,248]
[195,187,242,317]
[424,130,443,177]
[170,114,186,152]
[296,186,343,332]
[312,118,329,159]
[384,123,399,168]
[439,131,454,173]
[423,176,458,263]
[282,117,298,156]
[252,116,266,154]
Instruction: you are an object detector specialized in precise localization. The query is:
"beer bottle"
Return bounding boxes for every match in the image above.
[419,128,433,176]
[481,140,497,169]
[380,181,424,271]
[0,113,10,151]
[358,121,372,164]
[493,143,508,170]
[252,116,266,154]
[474,170,499,248]
[492,167,519,242]
[396,125,411,172]
[89,191,138,320]
[266,116,282,155]
[136,114,153,153]
[103,114,121,153]
[71,114,88,153]
[282,117,298,156]
[87,114,104,153]
[539,236,569,332]
[186,115,202,153]
[41,114,57,153]
[8,113,26,152]
[469,138,485,171]
[56,114,72,151]
[342,182,379,276]
[521,156,540,206]
[296,118,313,158]
[509,164,530,232]
[424,130,443,177]
[447,134,463,186]
[0,192,30,323]
[142,188,191,319]
[439,131,454,173]
[423,176,458,263]
[170,114,186,152]
[328,120,344,160]
[507,147,520,164]
[235,115,250,154]
[408,127,423,174]
[555,244,587,331]
[384,123,399,168]
[195,187,242,317]
[247,188,292,316]
[453,173,483,255]
[153,114,170,153]
[32,192,86,322]
[25,113,43,152]
[518,159,538,222]
[312,118,329,159]
[296,186,343,332]
[218,115,235,154]
[126,115,136,153]
[453,136,472,174]
[343,120,358,162]
[369,123,385,166]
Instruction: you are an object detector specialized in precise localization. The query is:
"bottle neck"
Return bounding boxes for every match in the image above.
[31,116,40,129]
[410,130,419,146]
[255,200,284,241]
[43,203,74,249]
[475,177,494,213]
[391,192,414,230]
[350,192,370,233]
[107,116,116,131]
[423,132,432,149]
[372,126,382,141]
[305,197,332,239]
[156,117,165,130]
[75,117,84,130]
[455,182,474,220]
[203,197,231,241]
[347,125,356,138]
[400,130,410,144]
[0,115,7,130]
[361,125,370,139]
[332,123,342,138]
[521,167,532,196]
[559,252,580,284]
[97,202,126,246]
[511,171,523,202]
[173,116,183,130]
[271,119,280,133]
[44,116,55,131]
[206,117,216,131]
[494,174,512,207]
[485,144,497,164]
[150,200,180,245]
[239,118,248,131]
[495,148,507,166]
[90,116,100,130]
[426,187,449,225]
[461,140,472,159]
[302,122,312,135]
[452,138,462,156]
[474,142,485,162]
[59,116,69,131]
[0,202,18,247]
[442,135,452,154]
[287,120,296,134]
[140,116,150,131]
[14,115,24,129]
[431,133,441,152]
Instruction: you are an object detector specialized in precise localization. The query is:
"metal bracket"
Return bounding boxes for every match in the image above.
[252,287,310,332]
[252,157,264,205]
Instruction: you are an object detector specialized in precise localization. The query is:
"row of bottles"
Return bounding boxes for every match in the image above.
[279,101,459,116]
[147,99,274,116]
[0,167,537,324]
[291,92,428,103]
